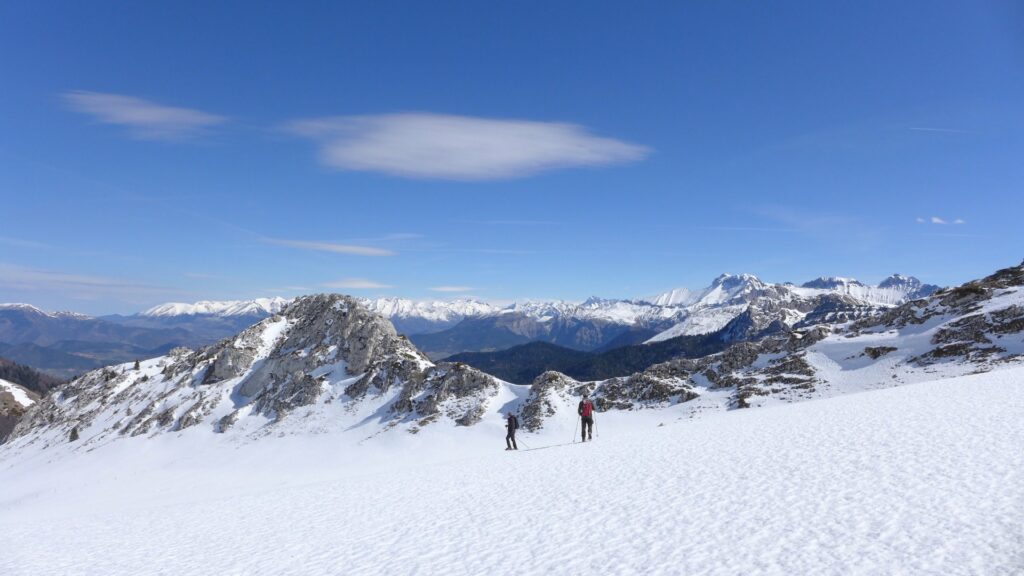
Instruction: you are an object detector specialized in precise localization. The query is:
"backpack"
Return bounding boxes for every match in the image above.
[510,415,519,430]
[581,401,593,418]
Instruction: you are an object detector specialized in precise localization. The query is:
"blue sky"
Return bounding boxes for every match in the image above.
[1,1,1021,314]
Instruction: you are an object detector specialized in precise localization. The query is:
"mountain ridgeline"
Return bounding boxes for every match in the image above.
[3,261,1022,452]
[0,272,938,379]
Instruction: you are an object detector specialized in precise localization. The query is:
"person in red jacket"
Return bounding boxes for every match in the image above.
[578,394,595,442]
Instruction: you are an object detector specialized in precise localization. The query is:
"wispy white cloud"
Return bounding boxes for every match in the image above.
[0,236,49,249]
[908,127,970,134]
[0,263,181,302]
[261,285,311,294]
[264,238,395,256]
[917,216,966,226]
[429,286,474,293]
[323,279,392,290]
[62,90,227,140]
[689,225,799,233]
[285,113,650,181]
[455,219,561,226]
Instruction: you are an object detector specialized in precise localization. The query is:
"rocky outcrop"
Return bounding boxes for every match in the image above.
[7,294,495,447]
[404,362,501,426]
[520,371,579,431]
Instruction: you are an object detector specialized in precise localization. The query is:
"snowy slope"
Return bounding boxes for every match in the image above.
[0,378,36,408]
[643,286,697,306]
[0,368,1020,575]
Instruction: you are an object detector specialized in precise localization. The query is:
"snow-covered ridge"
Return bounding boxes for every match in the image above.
[132,272,937,332]
[362,297,500,322]
[0,303,93,319]
[141,297,292,317]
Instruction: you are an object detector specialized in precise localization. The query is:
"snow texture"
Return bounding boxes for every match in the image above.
[0,378,35,407]
[1,367,1021,575]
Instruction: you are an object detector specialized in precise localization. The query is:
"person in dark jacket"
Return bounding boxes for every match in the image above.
[578,394,595,441]
[505,412,519,450]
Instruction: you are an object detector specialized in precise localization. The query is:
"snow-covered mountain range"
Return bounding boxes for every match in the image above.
[0,272,941,376]
[98,271,940,341]
[407,273,939,357]
[5,262,1019,453]
[139,297,291,318]
[640,272,939,344]
[361,297,501,334]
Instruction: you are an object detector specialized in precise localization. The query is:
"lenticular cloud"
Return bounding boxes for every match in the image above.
[287,113,649,181]
[62,91,226,140]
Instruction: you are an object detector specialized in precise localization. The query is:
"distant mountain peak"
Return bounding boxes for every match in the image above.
[0,303,49,316]
[801,277,868,289]
[877,274,940,299]
[878,273,918,288]
[711,272,761,286]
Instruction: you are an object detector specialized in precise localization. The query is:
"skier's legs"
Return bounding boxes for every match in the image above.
[581,418,587,441]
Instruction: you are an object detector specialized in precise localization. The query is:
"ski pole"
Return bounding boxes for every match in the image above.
[518,438,531,450]
[573,415,580,443]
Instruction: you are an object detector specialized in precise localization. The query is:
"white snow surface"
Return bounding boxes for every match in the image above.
[0,378,34,407]
[1,367,1021,575]
[643,287,697,307]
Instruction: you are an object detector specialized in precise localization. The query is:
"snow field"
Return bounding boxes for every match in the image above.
[1,367,1021,575]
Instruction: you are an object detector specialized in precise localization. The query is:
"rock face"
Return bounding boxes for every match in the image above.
[8,295,502,449]
[520,371,580,431]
